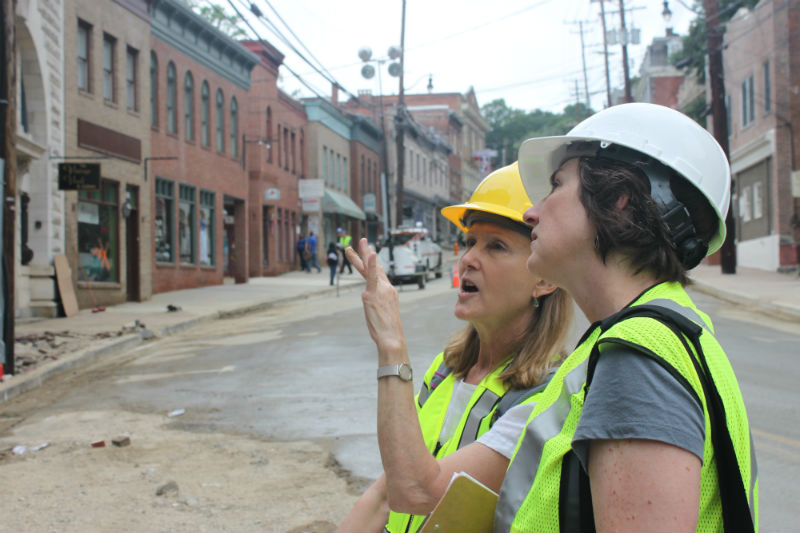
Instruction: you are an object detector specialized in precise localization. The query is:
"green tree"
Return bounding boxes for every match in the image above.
[183,1,246,39]
[670,0,759,82]
[482,99,594,167]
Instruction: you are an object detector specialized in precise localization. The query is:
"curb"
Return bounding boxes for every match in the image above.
[1,279,367,405]
[689,279,800,323]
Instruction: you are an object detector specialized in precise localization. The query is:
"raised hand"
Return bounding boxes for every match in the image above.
[346,238,407,357]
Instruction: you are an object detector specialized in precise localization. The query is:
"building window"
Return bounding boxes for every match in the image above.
[300,130,305,177]
[179,184,196,264]
[125,46,138,111]
[336,154,341,189]
[266,106,273,162]
[102,33,116,102]
[150,52,158,127]
[230,97,238,157]
[201,81,210,146]
[78,180,119,282]
[283,127,289,170]
[291,131,296,173]
[276,123,282,168]
[184,71,194,141]
[216,89,224,153]
[323,147,328,184]
[343,157,348,193]
[155,178,174,263]
[199,190,215,266]
[361,155,365,196]
[742,74,754,127]
[763,61,771,113]
[78,20,91,92]
[166,62,177,134]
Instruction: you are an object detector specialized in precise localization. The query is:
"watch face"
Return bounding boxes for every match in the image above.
[399,364,413,381]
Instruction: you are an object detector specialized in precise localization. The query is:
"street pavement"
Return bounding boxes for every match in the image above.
[2,259,800,403]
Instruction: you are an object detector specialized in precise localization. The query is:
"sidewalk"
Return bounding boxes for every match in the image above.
[2,260,800,403]
[2,268,367,402]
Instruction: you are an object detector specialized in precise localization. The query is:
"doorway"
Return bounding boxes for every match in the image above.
[125,185,140,301]
[223,202,236,277]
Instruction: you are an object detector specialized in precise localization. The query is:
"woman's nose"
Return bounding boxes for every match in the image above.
[523,205,539,228]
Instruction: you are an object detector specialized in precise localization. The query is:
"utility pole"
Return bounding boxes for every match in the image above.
[618,0,632,103]
[394,0,406,228]
[592,0,612,107]
[579,21,590,110]
[704,0,736,274]
[0,0,16,375]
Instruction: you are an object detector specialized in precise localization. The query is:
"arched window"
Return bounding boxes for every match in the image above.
[166,61,177,134]
[184,71,194,141]
[150,52,158,127]
[230,97,238,157]
[215,89,224,153]
[201,81,210,146]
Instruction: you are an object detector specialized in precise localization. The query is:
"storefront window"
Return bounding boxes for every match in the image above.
[179,184,196,264]
[199,190,215,266]
[78,181,118,282]
[155,178,174,263]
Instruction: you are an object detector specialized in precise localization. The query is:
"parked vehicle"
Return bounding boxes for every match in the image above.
[389,225,443,280]
[378,245,427,289]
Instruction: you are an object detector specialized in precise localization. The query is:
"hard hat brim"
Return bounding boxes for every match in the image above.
[441,202,531,233]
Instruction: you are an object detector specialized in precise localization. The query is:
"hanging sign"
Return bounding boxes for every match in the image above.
[58,163,100,190]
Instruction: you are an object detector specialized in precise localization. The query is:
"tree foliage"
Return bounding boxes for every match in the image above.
[183,1,246,39]
[670,0,760,82]
[481,99,594,166]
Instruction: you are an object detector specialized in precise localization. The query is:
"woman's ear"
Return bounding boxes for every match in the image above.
[532,279,558,300]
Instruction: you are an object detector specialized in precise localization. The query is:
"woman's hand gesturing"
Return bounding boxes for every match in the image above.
[346,238,407,358]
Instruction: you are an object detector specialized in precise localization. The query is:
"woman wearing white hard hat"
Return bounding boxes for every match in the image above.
[494,103,757,532]
[337,164,573,532]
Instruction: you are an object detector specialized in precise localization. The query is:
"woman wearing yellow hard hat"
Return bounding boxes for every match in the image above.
[337,163,574,532]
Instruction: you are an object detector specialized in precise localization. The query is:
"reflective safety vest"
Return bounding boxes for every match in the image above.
[339,234,352,248]
[386,353,549,533]
[495,282,758,533]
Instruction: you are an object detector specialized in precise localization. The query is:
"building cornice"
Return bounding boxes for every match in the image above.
[151,0,259,90]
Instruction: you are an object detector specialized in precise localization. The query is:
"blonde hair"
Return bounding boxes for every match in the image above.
[442,288,574,389]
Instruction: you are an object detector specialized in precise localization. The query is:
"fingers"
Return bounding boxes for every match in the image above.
[346,246,366,278]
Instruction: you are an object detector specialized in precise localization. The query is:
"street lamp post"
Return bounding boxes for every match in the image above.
[358,45,402,239]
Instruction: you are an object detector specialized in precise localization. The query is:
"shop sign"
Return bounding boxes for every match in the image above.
[265,188,280,201]
[363,193,376,214]
[58,163,100,190]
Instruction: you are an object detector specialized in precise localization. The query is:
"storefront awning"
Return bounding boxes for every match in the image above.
[322,189,366,220]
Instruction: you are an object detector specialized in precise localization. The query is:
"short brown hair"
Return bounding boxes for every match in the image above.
[441,287,573,390]
[576,156,694,284]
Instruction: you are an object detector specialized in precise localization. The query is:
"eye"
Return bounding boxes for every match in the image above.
[465,237,477,248]
[489,239,507,251]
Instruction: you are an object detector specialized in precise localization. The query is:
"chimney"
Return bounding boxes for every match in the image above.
[332,83,339,105]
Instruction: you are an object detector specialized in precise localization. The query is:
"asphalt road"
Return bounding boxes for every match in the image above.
[4,276,797,530]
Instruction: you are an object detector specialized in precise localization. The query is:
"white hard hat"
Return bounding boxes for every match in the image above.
[518,103,730,256]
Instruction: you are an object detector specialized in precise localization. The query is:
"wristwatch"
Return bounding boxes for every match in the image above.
[377,363,413,382]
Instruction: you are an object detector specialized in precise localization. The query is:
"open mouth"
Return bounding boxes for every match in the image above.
[461,279,479,293]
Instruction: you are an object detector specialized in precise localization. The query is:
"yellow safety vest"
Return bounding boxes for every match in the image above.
[496,282,758,533]
[386,353,531,533]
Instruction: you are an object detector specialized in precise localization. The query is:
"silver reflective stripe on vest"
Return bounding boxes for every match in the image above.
[647,298,709,332]
[494,358,589,533]
[458,389,501,448]
[418,362,451,408]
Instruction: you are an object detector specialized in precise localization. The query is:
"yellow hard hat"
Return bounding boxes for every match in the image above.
[441,162,532,233]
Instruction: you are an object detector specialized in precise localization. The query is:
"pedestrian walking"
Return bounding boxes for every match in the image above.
[296,234,308,272]
[495,103,757,532]
[337,227,354,274]
[326,243,339,286]
[337,164,574,533]
[306,231,321,273]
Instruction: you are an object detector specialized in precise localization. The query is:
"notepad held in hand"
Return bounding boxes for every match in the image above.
[418,471,498,533]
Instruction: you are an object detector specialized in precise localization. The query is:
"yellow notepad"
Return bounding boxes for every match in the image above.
[419,472,498,533]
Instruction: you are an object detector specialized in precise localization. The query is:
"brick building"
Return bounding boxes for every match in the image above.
[241,40,307,276]
[149,0,258,292]
[634,31,685,108]
[64,0,152,308]
[14,0,65,317]
[722,0,800,271]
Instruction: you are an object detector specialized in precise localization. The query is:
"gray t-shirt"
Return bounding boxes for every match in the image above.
[572,344,705,471]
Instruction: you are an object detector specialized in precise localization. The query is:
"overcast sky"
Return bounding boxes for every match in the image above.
[231,0,698,113]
